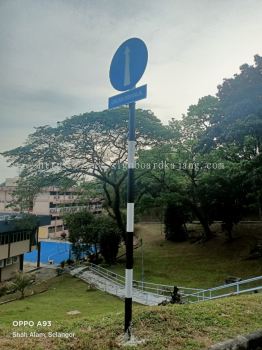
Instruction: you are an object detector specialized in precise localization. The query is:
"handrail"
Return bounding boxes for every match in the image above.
[88,263,204,297]
[185,275,262,303]
[74,264,262,304]
[189,275,262,297]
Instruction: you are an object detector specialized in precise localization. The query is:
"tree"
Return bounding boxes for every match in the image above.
[164,202,188,242]
[96,216,121,264]
[2,108,169,235]
[166,97,220,240]
[64,211,99,261]
[198,162,248,240]
[202,55,262,155]
[65,211,121,264]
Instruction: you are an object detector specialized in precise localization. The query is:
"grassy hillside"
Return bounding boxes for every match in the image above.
[0,287,261,350]
[0,275,123,325]
[109,222,262,288]
[0,223,261,350]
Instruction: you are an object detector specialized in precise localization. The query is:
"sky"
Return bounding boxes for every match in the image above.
[0,0,262,182]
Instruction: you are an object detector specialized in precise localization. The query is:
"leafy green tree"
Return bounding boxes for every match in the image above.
[167,97,220,239]
[198,162,248,240]
[202,55,262,155]
[2,108,169,234]
[65,211,121,264]
[96,216,121,264]
[64,211,98,261]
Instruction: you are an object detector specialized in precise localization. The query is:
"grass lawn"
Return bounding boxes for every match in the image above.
[0,292,261,350]
[108,222,262,288]
[0,274,123,327]
[0,222,261,350]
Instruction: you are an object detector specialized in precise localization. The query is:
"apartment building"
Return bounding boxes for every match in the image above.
[0,178,103,239]
[34,187,102,239]
[0,213,51,282]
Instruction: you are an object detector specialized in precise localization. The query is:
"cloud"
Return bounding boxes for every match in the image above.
[0,0,262,180]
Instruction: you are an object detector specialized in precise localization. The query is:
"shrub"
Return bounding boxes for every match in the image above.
[0,284,8,297]
[8,272,34,299]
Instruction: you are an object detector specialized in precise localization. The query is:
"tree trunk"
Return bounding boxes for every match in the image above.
[94,243,99,262]
[191,204,212,241]
[112,185,125,237]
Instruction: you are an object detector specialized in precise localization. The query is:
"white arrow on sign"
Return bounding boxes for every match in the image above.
[124,46,131,86]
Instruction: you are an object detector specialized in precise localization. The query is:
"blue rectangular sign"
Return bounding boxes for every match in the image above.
[108,84,147,109]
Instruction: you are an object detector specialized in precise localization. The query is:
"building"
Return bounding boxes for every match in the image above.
[0,213,51,282]
[35,187,103,239]
[0,178,103,239]
[0,177,19,213]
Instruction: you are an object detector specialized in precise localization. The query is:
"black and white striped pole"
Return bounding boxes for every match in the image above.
[108,37,148,341]
[125,101,136,338]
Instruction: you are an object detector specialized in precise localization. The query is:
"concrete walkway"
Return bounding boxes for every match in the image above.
[71,267,169,306]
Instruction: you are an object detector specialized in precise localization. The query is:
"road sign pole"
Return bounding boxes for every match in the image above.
[125,101,136,339]
[108,37,148,340]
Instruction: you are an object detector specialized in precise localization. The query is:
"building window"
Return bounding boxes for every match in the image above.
[12,256,18,263]
[55,225,63,232]
[5,258,12,266]
[48,226,55,234]
[0,234,8,245]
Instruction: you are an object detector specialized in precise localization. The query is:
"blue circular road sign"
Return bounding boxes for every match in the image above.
[109,38,148,91]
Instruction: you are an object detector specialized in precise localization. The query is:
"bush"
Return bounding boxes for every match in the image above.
[66,258,74,265]
[0,284,8,297]
[8,272,34,299]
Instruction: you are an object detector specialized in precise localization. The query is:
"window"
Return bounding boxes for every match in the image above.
[12,232,18,243]
[0,234,8,245]
[48,226,55,234]
[0,260,4,268]
[55,225,63,232]
[5,258,12,266]
[12,256,18,263]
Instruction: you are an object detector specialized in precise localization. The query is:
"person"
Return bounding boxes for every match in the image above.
[170,286,181,304]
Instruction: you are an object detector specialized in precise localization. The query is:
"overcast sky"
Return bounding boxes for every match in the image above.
[0,0,262,182]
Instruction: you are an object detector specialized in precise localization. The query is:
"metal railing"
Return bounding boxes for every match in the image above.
[87,263,204,299]
[184,275,262,303]
[72,264,262,304]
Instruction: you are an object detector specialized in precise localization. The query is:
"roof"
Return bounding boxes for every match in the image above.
[0,215,52,233]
